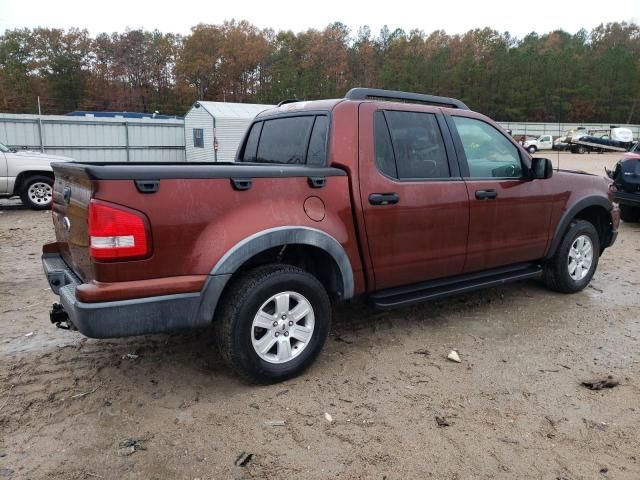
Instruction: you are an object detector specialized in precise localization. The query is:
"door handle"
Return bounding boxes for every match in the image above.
[475,189,498,200]
[369,193,399,205]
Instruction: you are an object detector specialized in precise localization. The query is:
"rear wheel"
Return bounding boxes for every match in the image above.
[577,145,587,154]
[20,175,53,210]
[543,220,599,293]
[215,264,331,382]
[620,204,640,223]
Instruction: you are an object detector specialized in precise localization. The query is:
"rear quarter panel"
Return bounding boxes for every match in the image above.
[92,175,366,293]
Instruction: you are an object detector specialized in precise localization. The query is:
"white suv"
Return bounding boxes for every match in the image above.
[0,142,73,210]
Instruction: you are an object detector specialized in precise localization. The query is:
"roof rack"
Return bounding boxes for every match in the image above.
[277,99,300,107]
[345,88,468,110]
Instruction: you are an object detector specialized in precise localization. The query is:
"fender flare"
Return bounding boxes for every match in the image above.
[13,170,54,195]
[546,196,612,259]
[196,227,355,323]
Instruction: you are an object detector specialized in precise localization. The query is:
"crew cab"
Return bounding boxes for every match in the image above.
[0,141,73,209]
[42,88,619,381]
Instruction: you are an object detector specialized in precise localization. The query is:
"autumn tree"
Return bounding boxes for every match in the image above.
[0,21,639,122]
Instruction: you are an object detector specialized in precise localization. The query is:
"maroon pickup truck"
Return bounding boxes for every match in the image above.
[42,88,619,381]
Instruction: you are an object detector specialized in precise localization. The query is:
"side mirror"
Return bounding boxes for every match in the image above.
[531,157,553,180]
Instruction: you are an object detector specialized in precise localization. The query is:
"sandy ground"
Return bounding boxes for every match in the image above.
[1,152,639,479]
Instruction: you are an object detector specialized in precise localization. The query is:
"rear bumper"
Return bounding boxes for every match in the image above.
[42,253,228,338]
[613,191,640,207]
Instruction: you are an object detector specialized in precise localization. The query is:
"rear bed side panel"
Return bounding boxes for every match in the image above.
[92,175,365,293]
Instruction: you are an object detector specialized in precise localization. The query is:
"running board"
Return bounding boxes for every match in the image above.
[369,263,543,309]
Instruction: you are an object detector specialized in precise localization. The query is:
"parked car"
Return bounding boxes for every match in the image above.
[42,88,619,382]
[523,134,553,154]
[607,142,640,222]
[0,142,73,209]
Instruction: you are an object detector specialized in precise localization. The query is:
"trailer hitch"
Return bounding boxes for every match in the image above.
[50,303,74,330]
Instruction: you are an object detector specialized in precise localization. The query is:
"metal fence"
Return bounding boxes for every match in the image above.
[1,113,638,163]
[0,113,185,162]
[497,121,640,139]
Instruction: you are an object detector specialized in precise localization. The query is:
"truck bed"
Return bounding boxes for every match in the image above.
[50,161,360,302]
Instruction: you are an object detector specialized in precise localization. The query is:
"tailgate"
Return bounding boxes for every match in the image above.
[51,163,94,282]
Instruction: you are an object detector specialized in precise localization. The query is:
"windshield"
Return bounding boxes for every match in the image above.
[0,142,9,153]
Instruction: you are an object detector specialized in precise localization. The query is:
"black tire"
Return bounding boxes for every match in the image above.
[620,204,640,223]
[543,220,599,293]
[577,145,586,154]
[215,264,331,382]
[527,146,537,154]
[19,175,53,210]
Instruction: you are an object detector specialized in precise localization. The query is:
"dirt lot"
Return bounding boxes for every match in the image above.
[1,152,639,479]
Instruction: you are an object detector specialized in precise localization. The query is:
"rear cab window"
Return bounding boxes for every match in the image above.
[240,114,329,166]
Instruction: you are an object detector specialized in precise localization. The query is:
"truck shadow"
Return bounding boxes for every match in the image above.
[0,278,582,438]
[55,279,554,385]
[4,279,568,414]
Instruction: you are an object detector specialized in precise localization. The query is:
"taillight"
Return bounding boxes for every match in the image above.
[88,199,150,261]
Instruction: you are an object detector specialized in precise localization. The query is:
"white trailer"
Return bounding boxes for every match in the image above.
[184,101,274,162]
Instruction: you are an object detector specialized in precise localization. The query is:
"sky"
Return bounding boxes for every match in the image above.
[0,0,638,38]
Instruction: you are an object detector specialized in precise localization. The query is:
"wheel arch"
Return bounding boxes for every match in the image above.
[546,197,613,258]
[196,227,355,324]
[13,170,54,196]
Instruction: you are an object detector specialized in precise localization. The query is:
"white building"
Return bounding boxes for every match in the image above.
[184,101,274,162]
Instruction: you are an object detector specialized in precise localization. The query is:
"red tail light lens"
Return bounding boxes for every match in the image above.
[88,200,150,261]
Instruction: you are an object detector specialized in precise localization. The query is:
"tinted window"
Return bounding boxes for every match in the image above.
[307,116,329,166]
[453,116,522,178]
[242,122,262,161]
[385,111,449,179]
[256,116,315,164]
[374,111,397,178]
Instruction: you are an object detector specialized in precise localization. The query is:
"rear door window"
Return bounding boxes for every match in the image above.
[374,110,450,179]
[385,111,449,179]
[374,111,398,178]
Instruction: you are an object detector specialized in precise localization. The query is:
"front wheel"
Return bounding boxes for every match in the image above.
[527,146,537,154]
[543,220,599,293]
[20,175,53,210]
[215,264,331,382]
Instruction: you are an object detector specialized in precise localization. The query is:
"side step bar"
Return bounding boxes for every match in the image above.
[369,263,543,309]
